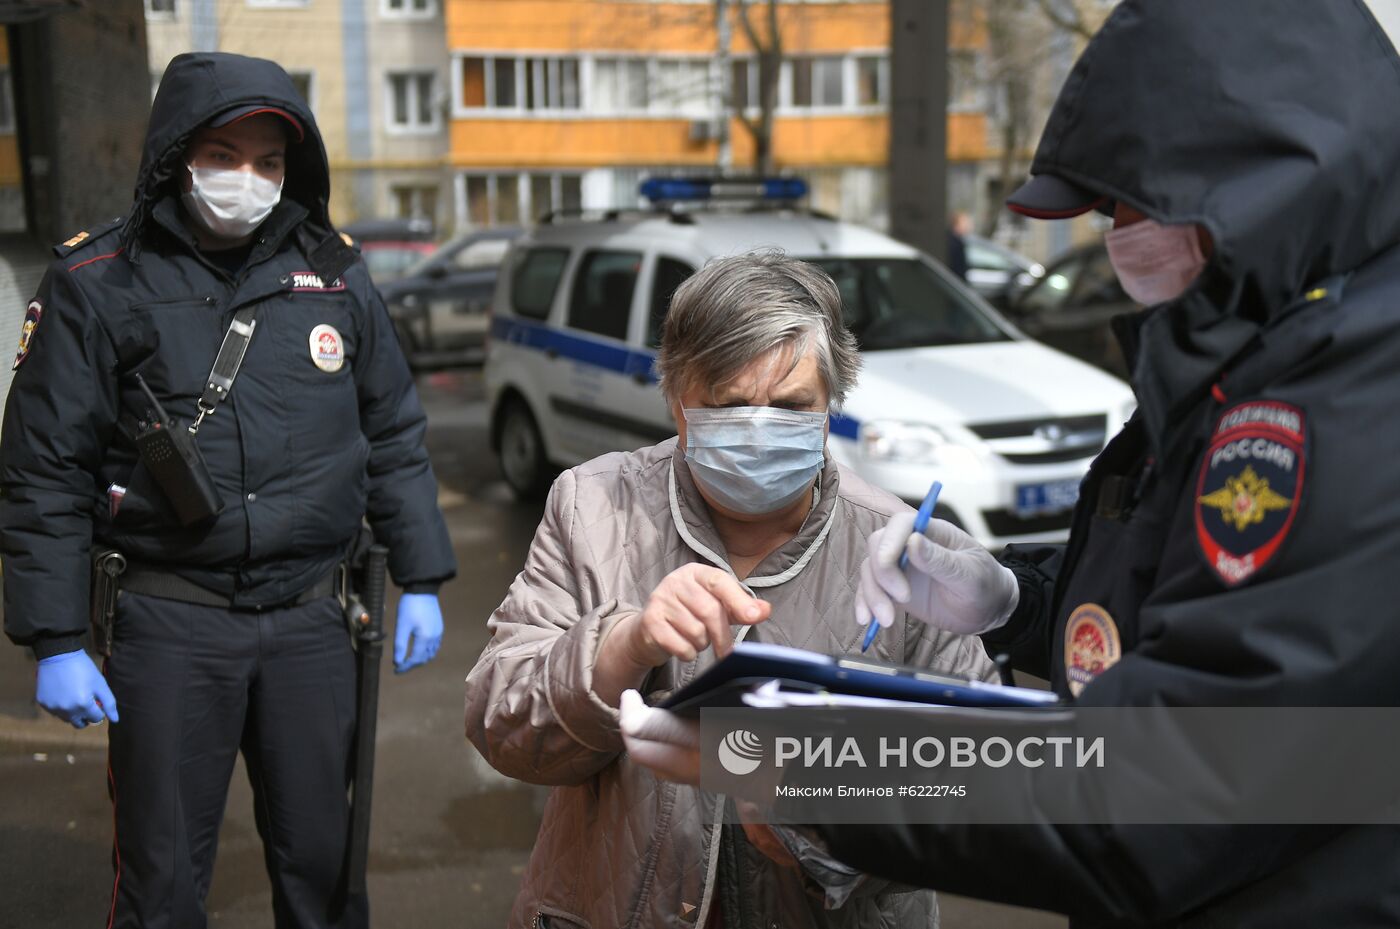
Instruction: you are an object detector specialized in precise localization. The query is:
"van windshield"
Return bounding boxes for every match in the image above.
[808,258,1012,351]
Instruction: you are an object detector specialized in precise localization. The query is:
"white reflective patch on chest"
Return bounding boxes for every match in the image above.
[290,271,347,292]
[309,324,345,373]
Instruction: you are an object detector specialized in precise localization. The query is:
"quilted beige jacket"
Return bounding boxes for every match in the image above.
[465,439,996,929]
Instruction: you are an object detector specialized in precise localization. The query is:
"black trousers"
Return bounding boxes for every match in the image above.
[104,592,367,929]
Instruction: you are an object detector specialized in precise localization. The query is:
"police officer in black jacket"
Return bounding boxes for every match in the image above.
[0,53,455,928]
[830,2,1400,925]
[620,1,1400,926]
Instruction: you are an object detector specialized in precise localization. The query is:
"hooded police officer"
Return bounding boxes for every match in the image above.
[0,53,456,928]
[621,1,1400,925]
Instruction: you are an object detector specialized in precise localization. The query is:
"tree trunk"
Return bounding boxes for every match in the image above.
[733,0,781,174]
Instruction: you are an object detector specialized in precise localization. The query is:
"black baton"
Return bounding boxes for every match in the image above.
[347,544,388,898]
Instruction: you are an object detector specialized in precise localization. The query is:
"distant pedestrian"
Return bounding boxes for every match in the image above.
[946,209,973,280]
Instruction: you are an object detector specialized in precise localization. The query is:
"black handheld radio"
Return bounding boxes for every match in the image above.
[132,373,225,526]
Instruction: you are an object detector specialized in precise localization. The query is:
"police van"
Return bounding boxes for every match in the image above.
[484,179,1135,548]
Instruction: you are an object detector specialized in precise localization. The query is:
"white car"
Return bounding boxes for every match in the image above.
[484,184,1134,549]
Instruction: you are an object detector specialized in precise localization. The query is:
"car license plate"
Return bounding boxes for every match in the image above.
[1015,479,1081,517]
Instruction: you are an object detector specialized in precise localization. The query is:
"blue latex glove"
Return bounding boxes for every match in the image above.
[36,650,119,728]
[394,593,443,674]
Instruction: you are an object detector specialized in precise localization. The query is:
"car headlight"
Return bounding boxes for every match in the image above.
[860,420,953,463]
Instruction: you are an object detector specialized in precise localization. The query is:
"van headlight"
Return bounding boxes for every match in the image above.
[860,421,952,463]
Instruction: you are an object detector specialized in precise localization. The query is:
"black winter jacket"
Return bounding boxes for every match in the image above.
[808,2,1400,926]
[0,52,455,658]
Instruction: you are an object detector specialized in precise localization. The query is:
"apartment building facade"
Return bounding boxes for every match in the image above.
[443,0,995,234]
[144,0,451,229]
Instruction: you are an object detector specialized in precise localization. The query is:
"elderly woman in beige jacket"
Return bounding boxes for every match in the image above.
[465,252,996,929]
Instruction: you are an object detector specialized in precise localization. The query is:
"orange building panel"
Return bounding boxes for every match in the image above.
[450,110,987,168]
[447,1,893,55]
[452,118,729,167]
[445,2,993,172]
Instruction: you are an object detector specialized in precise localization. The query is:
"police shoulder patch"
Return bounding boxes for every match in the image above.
[1194,400,1306,586]
[12,300,42,370]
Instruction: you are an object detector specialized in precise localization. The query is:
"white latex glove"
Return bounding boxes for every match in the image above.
[854,512,1019,635]
[620,689,701,786]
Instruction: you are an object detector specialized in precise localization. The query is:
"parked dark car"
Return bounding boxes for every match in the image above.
[999,242,1131,377]
[361,240,435,283]
[378,227,524,370]
[964,234,1044,307]
[342,217,437,285]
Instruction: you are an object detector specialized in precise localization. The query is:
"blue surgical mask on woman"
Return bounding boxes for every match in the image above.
[682,406,827,515]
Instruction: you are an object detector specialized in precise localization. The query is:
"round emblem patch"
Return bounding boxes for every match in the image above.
[1064,603,1122,698]
[1194,401,1305,586]
[309,324,344,373]
[12,300,42,371]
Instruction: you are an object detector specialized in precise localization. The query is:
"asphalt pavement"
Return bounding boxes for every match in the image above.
[0,370,1064,929]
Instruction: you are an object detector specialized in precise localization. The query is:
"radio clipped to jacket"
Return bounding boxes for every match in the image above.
[132,373,224,525]
[127,305,257,526]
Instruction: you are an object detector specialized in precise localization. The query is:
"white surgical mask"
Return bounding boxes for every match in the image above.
[683,406,827,515]
[182,163,283,240]
[1105,217,1208,306]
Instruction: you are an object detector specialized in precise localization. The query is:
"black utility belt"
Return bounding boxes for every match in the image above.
[119,564,340,610]
[90,548,350,656]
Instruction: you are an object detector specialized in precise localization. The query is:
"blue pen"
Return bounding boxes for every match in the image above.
[862,480,943,653]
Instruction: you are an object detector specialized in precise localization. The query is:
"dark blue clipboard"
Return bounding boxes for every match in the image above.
[659,642,1062,717]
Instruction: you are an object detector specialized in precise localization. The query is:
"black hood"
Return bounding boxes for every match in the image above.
[122,52,332,254]
[1029,0,1400,432]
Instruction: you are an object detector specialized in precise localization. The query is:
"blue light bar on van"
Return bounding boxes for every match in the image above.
[640,177,809,203]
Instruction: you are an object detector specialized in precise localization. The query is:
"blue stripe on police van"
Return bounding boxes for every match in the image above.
[829,414,859,440]
[491,314,864,438]
[492,315,657,382]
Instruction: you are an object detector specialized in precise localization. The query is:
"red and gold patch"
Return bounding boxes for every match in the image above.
[12,300,42,371]
[1064,603,1121,698]
[1195,400,1306,586]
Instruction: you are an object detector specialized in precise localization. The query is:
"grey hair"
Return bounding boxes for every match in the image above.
[656,250,861,406]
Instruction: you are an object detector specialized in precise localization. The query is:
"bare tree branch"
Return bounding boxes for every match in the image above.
[733,0,766,54]
[1029,0,1095,40]
[729,0,781,173]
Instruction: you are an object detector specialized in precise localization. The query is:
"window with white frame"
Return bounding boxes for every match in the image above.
[730,59,759,111]
[381,0,435,17]
[788,56,845,109]
[144,0,177,17]
[391,184,438,224]
[855,55,889,107]
[652,59,711,116]
[0,70,13,134]
[948,50,983,111]
[460,171,582,227]
[288,70,315,111]
[523,57,580,111]
[457,56,581,113]
[387,71,438,131]
[591,58,650,113]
